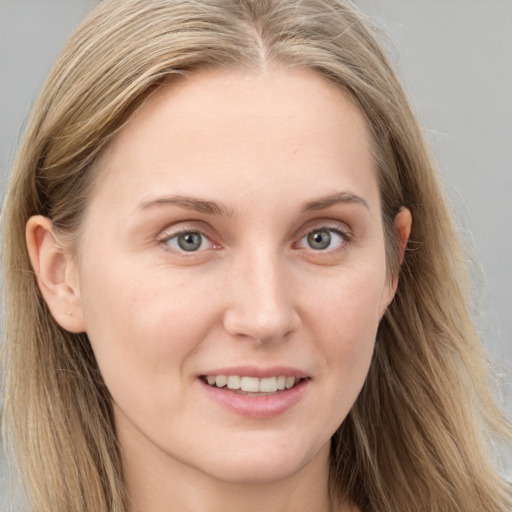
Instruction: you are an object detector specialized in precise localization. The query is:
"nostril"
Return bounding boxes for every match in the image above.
[222,307,300,345]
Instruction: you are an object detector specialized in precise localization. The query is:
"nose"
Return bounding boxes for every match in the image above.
[222,249,300,344]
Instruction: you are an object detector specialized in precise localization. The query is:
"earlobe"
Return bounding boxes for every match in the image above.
[26,216,86,333]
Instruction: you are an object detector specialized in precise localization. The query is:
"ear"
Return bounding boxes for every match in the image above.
[390,206,412,293]
[379,207,412,318]
[395,206,412,265]
[26,215,86,333]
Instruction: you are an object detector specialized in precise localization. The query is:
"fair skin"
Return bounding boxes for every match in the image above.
[27,67,411,512]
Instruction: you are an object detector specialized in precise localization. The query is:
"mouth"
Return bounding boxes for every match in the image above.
[200,375,307,396]
[198,370,310,418]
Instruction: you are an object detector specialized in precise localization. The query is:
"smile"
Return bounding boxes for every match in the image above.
[203,375,302,394]
[200,374,310,418]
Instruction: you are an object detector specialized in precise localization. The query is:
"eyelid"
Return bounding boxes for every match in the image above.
[157,219,213,240]
[297,220,353,241]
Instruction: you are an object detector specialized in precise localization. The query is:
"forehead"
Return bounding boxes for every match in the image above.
[89,66,377,216]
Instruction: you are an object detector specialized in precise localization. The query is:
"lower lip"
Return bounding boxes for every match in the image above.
[199,379,310,419]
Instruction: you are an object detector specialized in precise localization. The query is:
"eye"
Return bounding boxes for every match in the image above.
[298,228,348,251]
[163,230,213,252]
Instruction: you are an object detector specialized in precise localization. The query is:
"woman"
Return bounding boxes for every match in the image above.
[1,1,510,511]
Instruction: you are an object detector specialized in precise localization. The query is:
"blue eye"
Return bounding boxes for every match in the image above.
[164,231,211,252]
[299,228,346,251]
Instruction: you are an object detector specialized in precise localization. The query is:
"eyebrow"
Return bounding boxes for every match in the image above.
[301,191,370,212]
[138,191,369,216]
[138,195,233,216]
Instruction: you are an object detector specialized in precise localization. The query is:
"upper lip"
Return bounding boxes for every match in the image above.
[199,365,310,379]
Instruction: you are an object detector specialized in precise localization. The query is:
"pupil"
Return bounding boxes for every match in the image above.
[178,232,201,251]
[308,230,331,250]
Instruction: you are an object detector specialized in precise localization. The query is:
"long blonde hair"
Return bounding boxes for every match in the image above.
[2,1,510,511]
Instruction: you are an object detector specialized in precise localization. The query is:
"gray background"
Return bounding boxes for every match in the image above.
[0,0,511,504]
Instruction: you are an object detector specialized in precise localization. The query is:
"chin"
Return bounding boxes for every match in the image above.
[203,460,305,485]
[190,437,330,485]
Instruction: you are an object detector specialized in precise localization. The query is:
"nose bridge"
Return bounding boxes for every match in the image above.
[223,243,298,343]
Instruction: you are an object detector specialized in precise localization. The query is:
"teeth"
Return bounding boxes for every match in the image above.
[215,375,227,388]
[227,375,241,390]
[205,375,300,392]
[259,377,277,392]
[240,376,259,392]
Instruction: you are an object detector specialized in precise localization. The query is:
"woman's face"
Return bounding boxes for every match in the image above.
[71,68,398,484]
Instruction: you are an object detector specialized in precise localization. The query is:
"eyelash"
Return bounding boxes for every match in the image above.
[158,224,352,256]
[296,226,351,252]
[158,229,217,254]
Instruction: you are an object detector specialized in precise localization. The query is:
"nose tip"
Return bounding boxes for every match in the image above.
[222,257,300,344]
[223,304,299,344]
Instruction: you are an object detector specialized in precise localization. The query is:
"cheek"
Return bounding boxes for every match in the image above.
[77,254,219,393]
[303,262,388,411]
[305,258,389,341]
